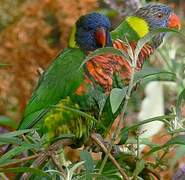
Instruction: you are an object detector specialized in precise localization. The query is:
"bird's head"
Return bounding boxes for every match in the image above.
[75,12,112,52]
[135,3,181,30]
[128,3,181,48]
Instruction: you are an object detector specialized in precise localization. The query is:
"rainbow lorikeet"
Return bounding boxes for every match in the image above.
[111,3,180,70]
[17,3,181,145]
[17,13,114,144]
[65,3,181,142]
[77,3,181,93]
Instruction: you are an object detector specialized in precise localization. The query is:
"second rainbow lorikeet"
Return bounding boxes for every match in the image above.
[42,3,181,144]
[75,3,181,94]
[15,13,114,145]
[14,3,181,146]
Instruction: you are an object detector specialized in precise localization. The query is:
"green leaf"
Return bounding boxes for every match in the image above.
[0,116,17,129]
[67,161,85,180]
[80,150,94,173]
[121,115,175,136]
[0,129,36,138]
[0,167,49,177]
[145,135,185,156]
[77,173,109,180]
[0,137,23,146]
[176,89,185,119]
[119,130,129,145]
[165,135,185,146]
[82,47,130,67]
[0,63,10,68]
[134,28,184,61]
[171,145,185,166]
[50,134,75,143]
[0,143,40,165]
[110,88,127,114]
[134,67,176,84]
[133,160,145,177]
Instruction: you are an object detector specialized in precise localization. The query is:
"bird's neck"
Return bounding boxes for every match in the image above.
[126,16,150,38]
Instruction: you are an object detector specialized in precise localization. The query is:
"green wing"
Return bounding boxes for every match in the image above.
[19,48,85,129]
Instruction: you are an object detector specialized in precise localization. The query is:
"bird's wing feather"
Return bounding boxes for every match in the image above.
[19,48,85,129]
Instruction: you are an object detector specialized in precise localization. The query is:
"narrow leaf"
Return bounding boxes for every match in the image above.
[82,47,130,67]
[0,116,17,129]
[80,150,94,173]
[0,137,23,145]
[134,67,176,84]
[121,115,175,136]
[0,63,10,68]
[145,135,185,156]
[0,167,49,177]
[110,88,127,114]
[134,28,183,61]
[176,89,185,119]
[0,129,36,138]
[0,143,40,165]
[133,160,145,177]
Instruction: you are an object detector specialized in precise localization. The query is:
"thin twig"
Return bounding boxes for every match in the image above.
[91,133,129,180]
[22,138,73,179]
[146,167,161,180]
[154,149,168,169]
[0,154,39,168]
[99,41,137,174]
[50,153,66,178]
[22,152,49,180]
[100,60,135,172]
[136,132,140,160]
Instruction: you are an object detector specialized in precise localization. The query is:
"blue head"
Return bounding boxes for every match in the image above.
[75,12,112,52]
[135,3,181,48]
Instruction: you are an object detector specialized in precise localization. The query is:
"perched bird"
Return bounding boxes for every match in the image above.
[75,3,181,94]
[71,3,181,136]
[17,3,181,144]
[17,13,115,144]
[111,3,181,70]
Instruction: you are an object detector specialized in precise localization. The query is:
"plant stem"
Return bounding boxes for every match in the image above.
[0,154,39,168]
[51,153,66,178]
[154,149,168,168]
[99,44,136,175]
[91,133,129,180]
[136,132,140,160]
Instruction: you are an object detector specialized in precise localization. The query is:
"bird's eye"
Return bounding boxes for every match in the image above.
[157,12,164,19]
[83,27,92,31]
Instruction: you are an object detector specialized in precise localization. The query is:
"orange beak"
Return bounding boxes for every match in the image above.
[95,27,106,47]
[168,13,181,30]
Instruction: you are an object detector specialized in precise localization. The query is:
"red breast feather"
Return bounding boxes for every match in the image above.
[76,39,154,94]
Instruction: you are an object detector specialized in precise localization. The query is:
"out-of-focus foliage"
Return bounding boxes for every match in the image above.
[0,0,97,121]
[0,0,185,179]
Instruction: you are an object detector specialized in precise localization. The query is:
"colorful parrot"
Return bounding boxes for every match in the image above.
[77,3,181,93]
[17,3,181,145]
[16,13,114,144]
[64,3,181,141]
[111,3,181,71]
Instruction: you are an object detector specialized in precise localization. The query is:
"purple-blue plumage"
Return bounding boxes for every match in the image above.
[75,12,112,52]
[135,3,173,48]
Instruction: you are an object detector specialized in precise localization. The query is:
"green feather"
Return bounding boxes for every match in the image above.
[44,97,94,143]
[111,16,149,42]
[18,48,85,129]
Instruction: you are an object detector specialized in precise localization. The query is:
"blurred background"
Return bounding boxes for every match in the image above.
[0,0,184,122]
[0,0,184,178]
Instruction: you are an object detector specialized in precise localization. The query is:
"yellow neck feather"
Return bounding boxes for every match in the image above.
[68,25,78,48]
[126,16,149,38]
